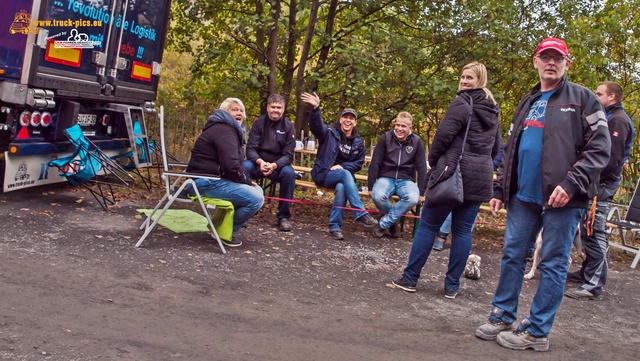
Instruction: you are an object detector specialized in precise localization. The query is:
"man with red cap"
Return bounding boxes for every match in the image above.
[474,37,610,351]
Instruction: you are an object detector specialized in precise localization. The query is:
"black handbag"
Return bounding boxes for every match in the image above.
[424,95,473,208]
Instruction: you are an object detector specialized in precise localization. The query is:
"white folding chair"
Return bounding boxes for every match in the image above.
[136,106,227,254]
[606,178,640,268]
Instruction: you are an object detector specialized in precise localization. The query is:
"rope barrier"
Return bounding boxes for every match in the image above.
[263,195,506,227]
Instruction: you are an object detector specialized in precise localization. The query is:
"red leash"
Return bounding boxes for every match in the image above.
[264,195,506,227]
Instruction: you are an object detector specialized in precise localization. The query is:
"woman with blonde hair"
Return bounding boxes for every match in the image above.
[392,62,501,298]
[186,98,264,247]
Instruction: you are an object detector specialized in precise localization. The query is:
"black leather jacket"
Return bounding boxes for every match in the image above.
[495,75,611,209]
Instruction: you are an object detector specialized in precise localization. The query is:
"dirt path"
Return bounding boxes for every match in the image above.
[1,184,639,360]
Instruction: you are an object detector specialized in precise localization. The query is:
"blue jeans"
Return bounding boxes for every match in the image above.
[403,201,481,291]
[438,213,452,239]
[242,160,295,219]
[438,212,475,239]
[319,169,368,232]
[190,178,264,236]
[371,177,420,229]
[490,197,584,337]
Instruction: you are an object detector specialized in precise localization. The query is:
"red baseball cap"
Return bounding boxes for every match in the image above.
[535,37,569,57]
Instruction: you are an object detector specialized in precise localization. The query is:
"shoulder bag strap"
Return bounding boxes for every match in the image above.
[459,94,474,159]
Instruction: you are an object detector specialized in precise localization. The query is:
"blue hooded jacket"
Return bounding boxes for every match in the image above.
[307,107,366,186]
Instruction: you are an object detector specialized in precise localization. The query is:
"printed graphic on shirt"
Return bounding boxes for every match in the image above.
[522,100,548,130]
[516,88,555,205]
[339,143,352,157]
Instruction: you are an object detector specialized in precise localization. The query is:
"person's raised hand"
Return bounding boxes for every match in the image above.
[301,92,320,109]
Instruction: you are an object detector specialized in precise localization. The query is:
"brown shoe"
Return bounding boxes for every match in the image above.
[278,218,292,232]
[356,213,378,227]
[496,330,549,352]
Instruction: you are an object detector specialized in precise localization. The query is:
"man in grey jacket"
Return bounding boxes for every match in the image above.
[368,112,427,238]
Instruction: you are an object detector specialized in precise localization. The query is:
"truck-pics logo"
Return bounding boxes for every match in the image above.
[10,9,103,36]
[9,10,31,34]
[14,162,30,181]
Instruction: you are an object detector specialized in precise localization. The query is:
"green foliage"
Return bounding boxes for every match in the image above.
[158,0,640,183]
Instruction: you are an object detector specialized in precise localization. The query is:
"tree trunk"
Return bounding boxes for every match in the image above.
[282,0,298,113]
[295,0,338,138]
[266,0,281,108]
[255,0,268,106]
[293,0,320,138]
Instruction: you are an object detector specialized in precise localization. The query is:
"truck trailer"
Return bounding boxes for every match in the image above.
[0,0,171,191]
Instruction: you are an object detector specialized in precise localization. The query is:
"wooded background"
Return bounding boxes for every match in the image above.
[153,0,640,201]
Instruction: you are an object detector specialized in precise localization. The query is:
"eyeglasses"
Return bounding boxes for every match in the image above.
[537,54,566,63]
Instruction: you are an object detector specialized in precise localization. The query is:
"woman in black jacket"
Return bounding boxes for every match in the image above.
[392,62,501,298]
[186,98,265,247]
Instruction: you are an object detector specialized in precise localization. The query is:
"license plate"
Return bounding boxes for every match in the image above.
[77,114,97,126]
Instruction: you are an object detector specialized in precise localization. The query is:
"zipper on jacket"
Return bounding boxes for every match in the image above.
[394,137,404,179]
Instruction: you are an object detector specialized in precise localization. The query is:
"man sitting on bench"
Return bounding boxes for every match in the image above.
[301,92,378,240]
[243,94,297,232]
[368,111,427,238]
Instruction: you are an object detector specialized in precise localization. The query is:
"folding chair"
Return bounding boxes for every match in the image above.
[119,120,161,191]
[48,124,135,210]
[606,178,640,269]
[136,106,228,254]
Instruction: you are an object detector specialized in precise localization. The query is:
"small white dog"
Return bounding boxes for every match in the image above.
[524,228,585,280]
[465,254,481,280]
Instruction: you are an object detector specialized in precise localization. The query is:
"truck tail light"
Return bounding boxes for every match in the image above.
[41,112,52,127]
[19,111,30,127]
[30,111,41,127]
[102,114,110,126]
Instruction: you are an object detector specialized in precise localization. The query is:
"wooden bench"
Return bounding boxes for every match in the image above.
[292,176,421,234]
[292,165,367,182]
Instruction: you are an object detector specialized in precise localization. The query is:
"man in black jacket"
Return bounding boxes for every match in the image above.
[243,94,297,231]
[368,112,427,238]
[565,81,634,300]
[475,37,610,351]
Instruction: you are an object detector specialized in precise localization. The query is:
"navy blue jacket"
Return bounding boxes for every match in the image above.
[601,102,633,187]
[308,107,366,186]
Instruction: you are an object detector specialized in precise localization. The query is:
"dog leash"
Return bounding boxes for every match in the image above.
[586,196,597,236]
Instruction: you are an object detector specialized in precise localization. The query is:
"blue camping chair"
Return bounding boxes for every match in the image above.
[48,124,136,210]
[119,121,160,191]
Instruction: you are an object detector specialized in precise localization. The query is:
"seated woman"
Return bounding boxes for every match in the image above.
[300,92,378,240]
[186,98,264,247]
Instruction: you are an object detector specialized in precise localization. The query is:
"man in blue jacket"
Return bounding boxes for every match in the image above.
[300,92,378,240]
[244,94,297,232]
[368,111,427,238]
[475,37,610,351]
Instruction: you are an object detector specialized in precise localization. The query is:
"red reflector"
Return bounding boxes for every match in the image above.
[16,126,29,139]
[131,61,152,82]
[41,112,52,127]
[44,38,81,68]
[19,111,30,126]
[30,111,41,127]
